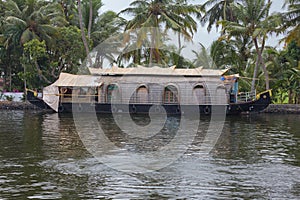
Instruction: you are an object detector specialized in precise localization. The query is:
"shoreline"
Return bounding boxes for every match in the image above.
[0,101,41,110]
[262,104,300,114]
[1,101,300,114]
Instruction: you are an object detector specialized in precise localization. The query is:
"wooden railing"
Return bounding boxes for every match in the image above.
[237,91,256,102]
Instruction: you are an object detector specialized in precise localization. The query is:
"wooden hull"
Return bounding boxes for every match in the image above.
[226,90,271,115]
[26,90,271,115]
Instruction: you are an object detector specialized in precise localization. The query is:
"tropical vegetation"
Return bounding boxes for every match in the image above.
[0,0,299,104]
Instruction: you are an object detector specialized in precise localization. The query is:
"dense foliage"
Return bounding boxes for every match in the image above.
[0,0,299,103]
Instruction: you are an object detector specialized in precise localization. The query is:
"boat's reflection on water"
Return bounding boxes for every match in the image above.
[71,110,208,172]
[1,110,299,199]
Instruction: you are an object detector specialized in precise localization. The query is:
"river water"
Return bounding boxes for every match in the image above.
[0,110,299,199]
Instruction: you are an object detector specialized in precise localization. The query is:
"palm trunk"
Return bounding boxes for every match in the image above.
[23,62,27,95]
[220,1,227,35]
[3,64,8,91]
[260,58,270,90]
[88,0,93,39]
[253,38,269,90]
[251,58,259,93]
[78,0,90,57]
[149,48,153,66]
[9,66,12,91]
[150,28,157,66]
[178,32,181,49]
[78,0,93,68]
[223,1,227,20]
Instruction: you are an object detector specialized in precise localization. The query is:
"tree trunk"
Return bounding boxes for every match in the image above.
[3,64,8,91]
[288,89,293,104]
[23,62,27,95]
[78,0,90,57]
[88,0,93,39]
[223,1,227,21]
[150,29,157,66]
[251,58,259,93]
[178,32,181,50]
[259,55,269,90]
[9,65,12,91]
[253,38,269,90]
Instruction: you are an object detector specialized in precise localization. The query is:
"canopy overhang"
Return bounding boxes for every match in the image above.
[52,73,103,87]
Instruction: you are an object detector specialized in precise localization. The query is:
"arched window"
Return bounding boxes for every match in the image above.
[193,85,206,104]
[163,85,178,104]
[107,84,120,103]
[136,85,148,104]
[60,87,72,102]
[215,85,227,104]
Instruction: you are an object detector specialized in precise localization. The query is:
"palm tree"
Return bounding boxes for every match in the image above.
[77,0,90,57]
[52,0,78,25]
[283,0,300,45]
[2,0,67,90]
[88,0,93,38]
[201,0,236,33]
[221,0,282,92]
[266,41,300,103]
[119,0,201,65]
[0,1,4,28]
[210,36,252,71]
[193,43,217,68]
[89,11,125,68]
[80,0,103,39]
[92,11,125,46]
[3,0,67,47]
[162,44,194,68]
[170,0,202,49]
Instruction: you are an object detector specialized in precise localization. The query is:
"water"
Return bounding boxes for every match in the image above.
[0,110,299,199]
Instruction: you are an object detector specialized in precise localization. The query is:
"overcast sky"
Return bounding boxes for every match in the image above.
[100,0,286,58]
[101,0,285,14]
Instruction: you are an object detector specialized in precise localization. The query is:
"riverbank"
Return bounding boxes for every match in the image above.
[0,101,41,110]
[262,104,300,114]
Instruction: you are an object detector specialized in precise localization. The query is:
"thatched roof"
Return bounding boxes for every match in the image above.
[53,73,102,87]
[88,65,228,77]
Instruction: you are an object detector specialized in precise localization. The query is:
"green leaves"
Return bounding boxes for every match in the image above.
[265,40,300,103]
[118,0,201,65]
[0,0,298,96]
[23,39,46,60]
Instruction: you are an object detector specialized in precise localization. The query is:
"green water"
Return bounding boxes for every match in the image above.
[0,110,299,199]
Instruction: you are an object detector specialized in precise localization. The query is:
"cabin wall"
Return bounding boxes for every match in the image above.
[60,87,97,103]
[115,76,227,105]
[57,75,229,105]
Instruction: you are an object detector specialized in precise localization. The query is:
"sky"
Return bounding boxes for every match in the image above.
[101,0,285,15]
[99,0,286,60]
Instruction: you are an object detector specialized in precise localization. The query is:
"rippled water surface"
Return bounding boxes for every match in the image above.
[0,110,299,199]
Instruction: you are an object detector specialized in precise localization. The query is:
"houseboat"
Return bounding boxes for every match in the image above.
[26,66,271,115]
